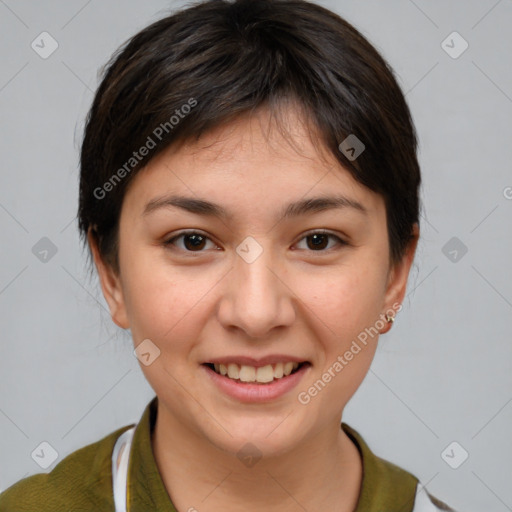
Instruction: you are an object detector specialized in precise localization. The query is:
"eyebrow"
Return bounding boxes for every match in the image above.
[142,194,368,220]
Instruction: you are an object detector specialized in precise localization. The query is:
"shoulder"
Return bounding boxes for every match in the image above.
[0,424,133,512]
[341,423,457,512]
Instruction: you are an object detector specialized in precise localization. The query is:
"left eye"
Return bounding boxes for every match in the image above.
[295,231,346,251]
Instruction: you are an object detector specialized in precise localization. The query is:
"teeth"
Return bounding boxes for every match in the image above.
[283,362,294,376]
[210,361,302,383]
[274,362,284,378]
[256,365,274,383]
[239,365,256,382]
[227,363,239,379]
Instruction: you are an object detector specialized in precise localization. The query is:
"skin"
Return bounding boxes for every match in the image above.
[89,104,419,512]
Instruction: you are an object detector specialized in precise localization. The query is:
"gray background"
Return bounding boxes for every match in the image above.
[0,0,511,510]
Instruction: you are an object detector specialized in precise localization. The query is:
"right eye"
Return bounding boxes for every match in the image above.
[163,231,220,252]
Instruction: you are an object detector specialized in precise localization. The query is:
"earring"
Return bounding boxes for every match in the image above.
[385,314,395,324]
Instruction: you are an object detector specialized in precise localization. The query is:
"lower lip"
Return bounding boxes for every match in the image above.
[202,363,310,403]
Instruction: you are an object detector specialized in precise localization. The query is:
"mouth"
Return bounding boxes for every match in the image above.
[202,361,310,384]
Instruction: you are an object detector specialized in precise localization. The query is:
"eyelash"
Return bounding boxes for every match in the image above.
[163,229,348,254]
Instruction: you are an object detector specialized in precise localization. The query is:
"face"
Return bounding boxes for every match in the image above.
[91,105,417,458]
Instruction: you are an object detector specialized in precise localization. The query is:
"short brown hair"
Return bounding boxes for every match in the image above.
[78,0,421,276]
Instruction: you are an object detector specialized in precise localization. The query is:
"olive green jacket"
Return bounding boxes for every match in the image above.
[0,396,454,511]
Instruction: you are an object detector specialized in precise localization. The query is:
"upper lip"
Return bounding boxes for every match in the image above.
[204,355,309,368]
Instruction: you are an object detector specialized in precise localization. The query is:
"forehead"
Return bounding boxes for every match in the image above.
[121,106,385,221]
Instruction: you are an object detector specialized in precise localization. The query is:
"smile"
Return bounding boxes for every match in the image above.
[202,360,311,402]
[206,362,305,384]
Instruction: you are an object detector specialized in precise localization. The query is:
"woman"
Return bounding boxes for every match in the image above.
[0,0,456,510]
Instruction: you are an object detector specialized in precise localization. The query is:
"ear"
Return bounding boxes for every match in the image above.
[87,227,130,329]
[381,223,419,331]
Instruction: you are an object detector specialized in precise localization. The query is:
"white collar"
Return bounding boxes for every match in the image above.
[112,426,136,512]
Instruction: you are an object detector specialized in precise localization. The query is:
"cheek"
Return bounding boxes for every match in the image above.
[120,248,214,344]
[293,267,385,412]
[296,262,385,339]
[296,262,385,375]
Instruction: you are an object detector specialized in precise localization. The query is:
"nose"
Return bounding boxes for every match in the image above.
[217,243,296,339]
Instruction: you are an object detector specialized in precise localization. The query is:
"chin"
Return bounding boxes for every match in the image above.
[201,414,305,460]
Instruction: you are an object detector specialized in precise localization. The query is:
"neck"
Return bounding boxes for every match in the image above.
[152,404,363,512]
